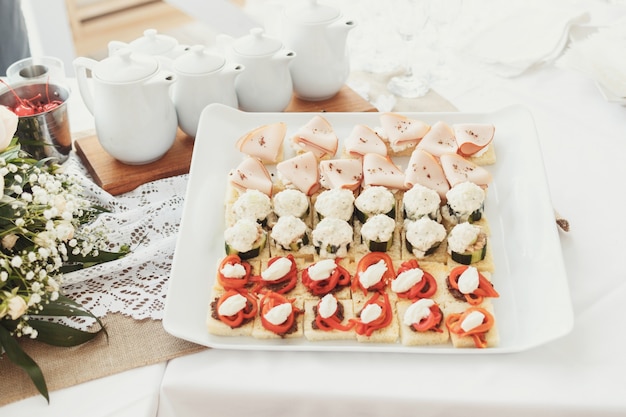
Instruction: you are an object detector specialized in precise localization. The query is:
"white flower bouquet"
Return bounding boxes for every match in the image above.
[0,105,130,401]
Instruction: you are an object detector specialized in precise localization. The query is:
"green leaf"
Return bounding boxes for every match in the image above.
[26,320,103,347]
[0,324,49,402]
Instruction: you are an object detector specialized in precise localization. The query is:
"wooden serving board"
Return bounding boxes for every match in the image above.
[74,85,376,195]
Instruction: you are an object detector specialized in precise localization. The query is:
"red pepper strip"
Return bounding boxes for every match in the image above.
[394,259,437,301]
[314,300,356,332]
[445,306,495,348]
[251,255,298,295]
[217,255,252,290]
[411,305,443,333]
[448,266,499,305]
[352,252,395,296]
[216,289,258,328]
[259,291,302,335]
[302,259,352,296]
[351,292,393,337]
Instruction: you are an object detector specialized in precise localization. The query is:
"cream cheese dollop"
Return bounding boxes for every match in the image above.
[358,259,387,289]
[261,257,292,281]
[360,303,382,324]
[220,262,247,279]
[318,294,338,319]
[264,302,293,325]
[308,259,337,281]
[458,266,479,294]
[402,298,435,326]
[217,293,247,316]
[391,268,424,293]
[460,310,485,332]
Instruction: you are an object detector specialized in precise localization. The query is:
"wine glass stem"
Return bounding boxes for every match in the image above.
[404,38,415,78]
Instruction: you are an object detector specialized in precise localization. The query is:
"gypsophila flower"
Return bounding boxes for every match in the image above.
[0,135,130,401]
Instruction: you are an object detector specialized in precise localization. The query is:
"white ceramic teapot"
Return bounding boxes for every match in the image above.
[281,0,356,101]
[171,45,244,137]
[73,49,178,165]
[108,29,189,70]
[218,28,296,112]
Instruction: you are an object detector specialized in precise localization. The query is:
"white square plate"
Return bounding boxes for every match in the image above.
[163,103,574,353]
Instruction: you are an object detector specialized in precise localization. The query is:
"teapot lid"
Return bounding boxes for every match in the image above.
[130,29,178,55]
[94,49,158,82]
[285,0,340,24]
[172,45,225,74]
[232,28,283,56]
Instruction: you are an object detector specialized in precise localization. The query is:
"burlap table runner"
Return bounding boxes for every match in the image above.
[0,72,457,407]
[0,313,206,406]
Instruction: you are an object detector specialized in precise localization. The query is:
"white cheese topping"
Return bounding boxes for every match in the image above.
[391,268,424,293]
[402,183,441,221]
[264,302,293,325]
[270,215,307,248]
[312,217,353,258]
[273,189,309,218]
[233,189,272,222]
[460,310,486,332]
[404,217,446,257]
[217,293,247,316]
[358,259,387,289]
[261,257,292,281]
[318,294,338,319]
[220,262,246,279]
[360,303,383,324]
[402,298,435,326]
[314,188,355,221]
[354,186,395,216]
[444,182,485,223]
[447,223,481,253]
[307,259,337,281]
[224,218,263,252]
[361,214,395,243]
[458,266,480,294]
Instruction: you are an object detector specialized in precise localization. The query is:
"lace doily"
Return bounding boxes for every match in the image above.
[60,152,189,328]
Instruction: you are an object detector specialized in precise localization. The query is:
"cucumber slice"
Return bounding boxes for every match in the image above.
[286,232,309,251]
[405,239,440,256]
[469,209,483,223]
[225,232,267,260]
[315,242,350,256]
[367,239,392,253]
[356,207,396,224]
[450,240,487,265]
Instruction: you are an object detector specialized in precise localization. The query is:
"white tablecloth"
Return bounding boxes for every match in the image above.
[4,0,626,416]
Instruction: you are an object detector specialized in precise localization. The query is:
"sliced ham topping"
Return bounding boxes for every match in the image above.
[228,157,273,196]
[344,124,387,158]
[453,123,495,156]
[291,115,338,159]
[380,112,430,148]
[404,149,450,200]
[362,153,407,190]
[440,153,493,187]
[236,122,286,164]
[417,120,458,157]
[276,151,320,196]
[319,158,363,191]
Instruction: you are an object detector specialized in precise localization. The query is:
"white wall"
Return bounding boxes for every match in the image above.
[21,0,77,75]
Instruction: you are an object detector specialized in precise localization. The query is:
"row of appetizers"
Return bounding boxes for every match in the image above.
[207,252,499,348]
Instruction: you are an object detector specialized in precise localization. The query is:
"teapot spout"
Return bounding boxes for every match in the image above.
[329,17,357,39]
[273,49,296,64]
[221,62,245,80]
[144,70,177,92]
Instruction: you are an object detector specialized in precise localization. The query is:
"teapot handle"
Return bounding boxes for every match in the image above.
[72,57,98,115]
